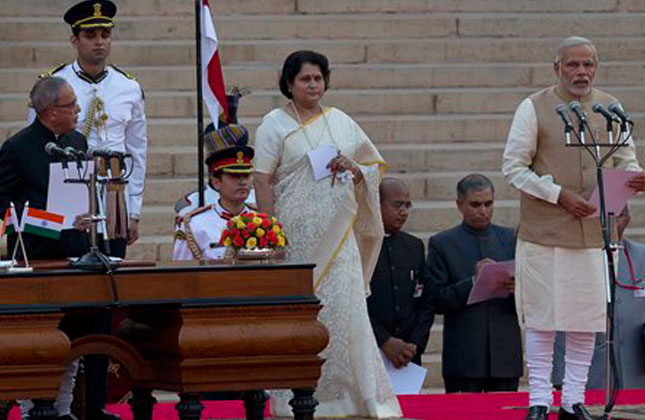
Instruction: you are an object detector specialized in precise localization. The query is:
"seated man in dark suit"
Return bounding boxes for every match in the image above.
[427,173,522,393]
[0,77,118,420]
[367,177,435,368]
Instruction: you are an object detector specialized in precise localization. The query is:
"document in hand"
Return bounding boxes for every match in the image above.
[307,144,338,181]
[47,161,92,229]
[467,260,515,305]
[380,351,427,395]
[587,169,637,218]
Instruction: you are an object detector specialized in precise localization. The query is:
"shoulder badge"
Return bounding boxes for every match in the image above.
[111,64,137,81]
[39,63,67,79]
[186,204,213,219]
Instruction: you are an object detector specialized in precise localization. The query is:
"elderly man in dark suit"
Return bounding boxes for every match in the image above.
[367,178,435,368]
[0,76,87,260]
[427,173,523,393]
[0,77,118,420]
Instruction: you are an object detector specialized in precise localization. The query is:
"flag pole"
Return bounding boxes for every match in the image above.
[195,0,205,207]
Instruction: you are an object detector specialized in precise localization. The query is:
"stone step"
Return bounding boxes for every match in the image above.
[7,0,644,17]
[136,197,645,242]
[297,0,638,14]
[4,61,645,94]
[2,36,645,67]
[7,85,645,121]
[3,113,645,149]
[0,14,457,42]
[7,12,645,42]
[0,0,296,17]
[142,169,519,208]
[421,353,443,388]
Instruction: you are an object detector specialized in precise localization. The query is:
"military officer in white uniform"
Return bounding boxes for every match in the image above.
[32,0,147,257]
[173,124,255,260]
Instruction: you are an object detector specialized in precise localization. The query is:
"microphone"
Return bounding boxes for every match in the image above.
[87,147,113,159]
[45,142,74,160]
[607,101,632,124]
[591,102,616,122]
[554,104,574,130]
[568,101,588,124]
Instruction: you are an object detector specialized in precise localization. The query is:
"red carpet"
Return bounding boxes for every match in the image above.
[8,390,645,419]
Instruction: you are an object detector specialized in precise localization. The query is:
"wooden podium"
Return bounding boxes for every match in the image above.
[0,262,329,420]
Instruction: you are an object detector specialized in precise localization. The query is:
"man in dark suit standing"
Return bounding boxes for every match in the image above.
[0,76,88,260]
[367,178,435,368]
[0,77,118,420]
[427,173,522,393]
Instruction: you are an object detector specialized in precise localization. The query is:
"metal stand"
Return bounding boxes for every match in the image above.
[69,157,128,272]
[556,103,635,419]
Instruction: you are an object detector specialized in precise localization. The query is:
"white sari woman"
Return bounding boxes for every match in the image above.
[254,51,401,418]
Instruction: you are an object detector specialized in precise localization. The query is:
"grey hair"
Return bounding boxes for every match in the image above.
[554,36,597,63]
[456,173,494,200]
[29,77,70,114]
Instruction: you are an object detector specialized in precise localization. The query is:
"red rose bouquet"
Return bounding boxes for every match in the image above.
[219,212,288,250]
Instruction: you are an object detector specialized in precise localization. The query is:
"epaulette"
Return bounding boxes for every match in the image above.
[110,64,137,81]
[39,63,67,79]
[186,204,212,219]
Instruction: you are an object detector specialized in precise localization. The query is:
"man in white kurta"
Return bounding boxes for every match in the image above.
[503,36,645,420]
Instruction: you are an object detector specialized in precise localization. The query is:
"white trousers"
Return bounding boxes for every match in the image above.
[19,360,79,419]
[526,328,596,413]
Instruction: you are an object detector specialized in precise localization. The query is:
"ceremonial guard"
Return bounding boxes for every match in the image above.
[173,125,255,260]
[34,0,147,257]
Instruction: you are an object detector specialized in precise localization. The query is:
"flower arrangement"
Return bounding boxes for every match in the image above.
[219,212,288,250]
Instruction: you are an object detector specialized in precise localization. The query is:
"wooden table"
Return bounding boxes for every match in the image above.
[0,261,329,420]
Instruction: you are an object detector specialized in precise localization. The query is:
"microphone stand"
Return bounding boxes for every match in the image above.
[556,105,634,419]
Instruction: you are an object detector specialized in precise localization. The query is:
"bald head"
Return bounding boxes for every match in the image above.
[380,177,411,235]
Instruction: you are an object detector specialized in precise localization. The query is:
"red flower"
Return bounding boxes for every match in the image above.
[226,221,233,228]
[242,229,250,238]
[233,235,244,247]
[261,218,271,228]
[257,213,268,218]
[260,237,268,247]
[231,228,239,236]
[247,222,256,230]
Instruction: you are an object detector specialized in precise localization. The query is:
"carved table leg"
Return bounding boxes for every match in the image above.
[242,390,267,420]
[175,393,204,420]
[129,388,157,420]
[289,388,318,420]
[29,399,58,420]
[0,401,14,420]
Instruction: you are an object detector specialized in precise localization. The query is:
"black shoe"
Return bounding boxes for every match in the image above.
[85,409,121,420]
[57,415,78,420]
[558,403,594,420]
[526,405,549,420]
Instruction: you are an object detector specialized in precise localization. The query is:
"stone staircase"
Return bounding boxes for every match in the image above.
[2,0,645,389]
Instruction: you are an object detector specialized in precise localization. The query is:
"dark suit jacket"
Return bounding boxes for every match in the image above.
[427,222,522,379]
[0,118,89,259]
[368,231,435,364]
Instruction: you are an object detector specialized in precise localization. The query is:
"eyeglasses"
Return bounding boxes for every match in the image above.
[52,99,77,109]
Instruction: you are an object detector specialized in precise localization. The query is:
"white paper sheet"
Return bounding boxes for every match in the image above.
[380,351,427,395]
[467,260,515,305]
[307,144,338,181]
[47,161,93,230]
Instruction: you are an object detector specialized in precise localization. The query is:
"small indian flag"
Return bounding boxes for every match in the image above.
[1,206,18,237]
[20,207,65,240]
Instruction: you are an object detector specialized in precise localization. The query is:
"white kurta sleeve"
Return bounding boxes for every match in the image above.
[502,98,561,204]
[124,86,147,217]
